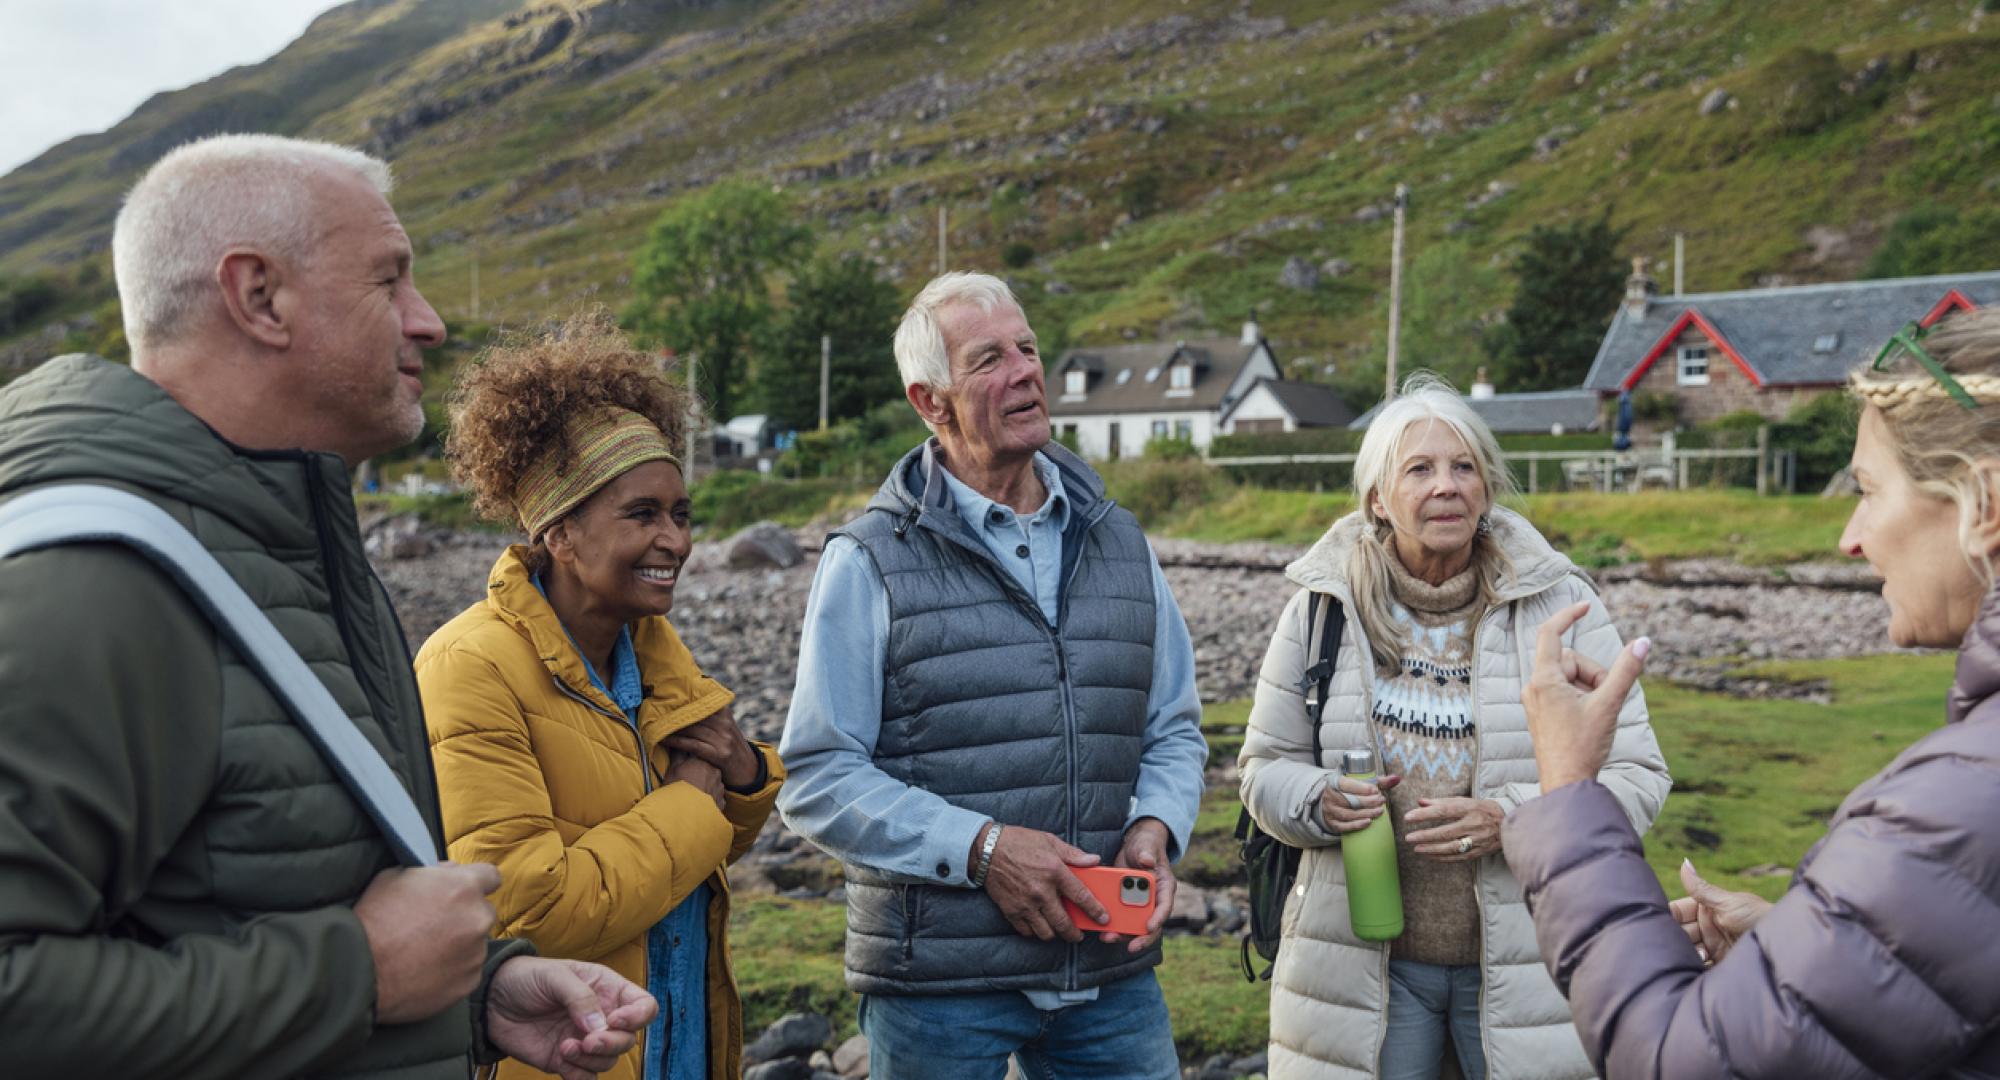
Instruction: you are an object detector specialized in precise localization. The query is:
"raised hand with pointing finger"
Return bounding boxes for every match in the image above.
[1522,599,1653,792]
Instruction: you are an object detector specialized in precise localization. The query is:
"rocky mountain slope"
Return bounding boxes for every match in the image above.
[3,0,1996,394]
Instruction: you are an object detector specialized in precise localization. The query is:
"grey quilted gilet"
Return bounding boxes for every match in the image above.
[832,442,1162,995]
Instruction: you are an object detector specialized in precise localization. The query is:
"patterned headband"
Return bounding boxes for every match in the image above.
[514,408,678,540]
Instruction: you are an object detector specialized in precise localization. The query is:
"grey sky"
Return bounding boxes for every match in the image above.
[0,0,346,177]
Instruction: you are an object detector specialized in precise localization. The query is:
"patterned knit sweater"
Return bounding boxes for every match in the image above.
[1372,555,1484,966]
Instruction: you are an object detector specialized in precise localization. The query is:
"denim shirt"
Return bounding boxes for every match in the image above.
[534,576,709,1080]
[776,453,1208,1009]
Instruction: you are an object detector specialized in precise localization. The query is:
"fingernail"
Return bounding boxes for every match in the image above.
[1633,637,1653,661]
[1681,857,1692,870]
[585,1012,607,1032]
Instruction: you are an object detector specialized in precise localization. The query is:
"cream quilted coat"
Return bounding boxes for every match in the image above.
[1237,507,1670,1079]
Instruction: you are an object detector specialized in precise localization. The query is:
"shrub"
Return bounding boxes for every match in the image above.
[1002,241,1036,269]
[1143,436,1200,461]
[1098,458,1230,528]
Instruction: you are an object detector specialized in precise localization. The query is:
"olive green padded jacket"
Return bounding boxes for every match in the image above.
[0,355,528,1078]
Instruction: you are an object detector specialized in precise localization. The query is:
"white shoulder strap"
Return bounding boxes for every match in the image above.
[0,484,437,868]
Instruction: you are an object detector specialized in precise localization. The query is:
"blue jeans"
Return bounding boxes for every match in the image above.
[858,973,1179,1080]
[1379,959,1486,1080]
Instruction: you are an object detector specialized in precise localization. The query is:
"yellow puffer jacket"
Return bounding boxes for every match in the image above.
[416,546,783,1080]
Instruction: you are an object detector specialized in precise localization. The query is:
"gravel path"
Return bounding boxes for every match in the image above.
[373,529,1907,743]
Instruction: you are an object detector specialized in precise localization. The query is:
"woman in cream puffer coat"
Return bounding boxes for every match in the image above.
[1238,380,1670,1079]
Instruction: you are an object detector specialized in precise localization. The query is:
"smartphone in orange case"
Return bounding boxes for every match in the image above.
[1061,867,1157,936]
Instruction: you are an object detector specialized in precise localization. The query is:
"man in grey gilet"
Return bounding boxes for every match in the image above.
[778,272,1207,1078]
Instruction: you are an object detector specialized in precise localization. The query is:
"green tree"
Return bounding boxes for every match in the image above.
[1863,204,2000,280]
[1483,214,1625,391]
[625,181,813,418]
[758,253,904,432]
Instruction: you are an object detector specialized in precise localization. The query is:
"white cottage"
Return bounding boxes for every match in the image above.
[1047,323,1292,459]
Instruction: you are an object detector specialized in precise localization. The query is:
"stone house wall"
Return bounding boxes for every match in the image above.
[1624,325,1834,426]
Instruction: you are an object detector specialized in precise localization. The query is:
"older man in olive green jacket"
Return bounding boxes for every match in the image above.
[0,135,654,1078]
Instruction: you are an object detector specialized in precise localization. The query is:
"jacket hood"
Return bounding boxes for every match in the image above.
[1949,579,2000,725]
[1284,504,1589,603]
[0,355,347,541]
[863,437,1108,524]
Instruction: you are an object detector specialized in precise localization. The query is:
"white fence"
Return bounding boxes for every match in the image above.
[1205,446,1801,495]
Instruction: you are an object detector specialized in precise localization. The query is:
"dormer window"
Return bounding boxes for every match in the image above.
[1064,369,1087,396]
[1169,363,1192,390]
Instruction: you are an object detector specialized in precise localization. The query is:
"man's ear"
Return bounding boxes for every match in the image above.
[216,249,292,349]
[905,381,953,430]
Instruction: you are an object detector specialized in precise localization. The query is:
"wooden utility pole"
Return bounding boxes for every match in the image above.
[937,206,948,275]
[686,352,700,481]
[819,334,831,431]
[1384,183,1409,400]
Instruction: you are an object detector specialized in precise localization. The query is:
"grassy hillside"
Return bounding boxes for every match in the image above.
[4,0,1997,402]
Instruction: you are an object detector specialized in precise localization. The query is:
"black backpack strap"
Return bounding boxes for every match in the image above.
[1298,593,1345,769]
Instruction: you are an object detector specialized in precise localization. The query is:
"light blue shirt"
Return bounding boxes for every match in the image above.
[777,451,1208,1009]
[534,576,708,1080]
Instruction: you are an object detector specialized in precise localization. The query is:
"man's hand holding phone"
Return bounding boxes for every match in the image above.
[1101,817,1172,953]
[976,824,1106,942]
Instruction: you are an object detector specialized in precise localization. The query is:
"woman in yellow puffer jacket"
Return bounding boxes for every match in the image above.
[416,313,783,1080]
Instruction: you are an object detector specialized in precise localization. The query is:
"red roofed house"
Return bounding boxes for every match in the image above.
[1582,263,1998,427]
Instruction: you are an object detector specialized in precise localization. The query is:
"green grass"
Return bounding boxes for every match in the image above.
[729,654,1951,1060]
[1638,653,1954,899]
[1138,487,1856,565]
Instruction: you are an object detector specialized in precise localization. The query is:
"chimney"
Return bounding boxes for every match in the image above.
[1470,365,1496,400]
[1241,319,1260,346]
[1625,255,1657,318]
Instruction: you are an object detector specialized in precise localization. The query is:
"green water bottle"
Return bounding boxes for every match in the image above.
[1339,747,1404,941]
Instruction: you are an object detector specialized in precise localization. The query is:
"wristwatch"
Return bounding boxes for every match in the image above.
[970,822,1002,888]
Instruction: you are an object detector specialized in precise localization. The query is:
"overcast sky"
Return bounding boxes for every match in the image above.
[0,0,347,177]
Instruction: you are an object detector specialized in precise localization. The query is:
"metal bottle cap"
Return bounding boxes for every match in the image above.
[1341,747,1378,775]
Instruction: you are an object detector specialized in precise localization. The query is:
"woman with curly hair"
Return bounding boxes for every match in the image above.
[415,312,782,1080]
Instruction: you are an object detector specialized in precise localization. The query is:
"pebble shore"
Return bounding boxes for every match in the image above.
[375,527,1904,743]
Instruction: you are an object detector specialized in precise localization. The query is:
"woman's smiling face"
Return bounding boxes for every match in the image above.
[552,459,692,622]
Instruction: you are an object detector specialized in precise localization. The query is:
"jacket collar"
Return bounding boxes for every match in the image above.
[1284,504,1587,604]
[1949,579,2000,726]
[482,545,734,740]
[0,355,352,553]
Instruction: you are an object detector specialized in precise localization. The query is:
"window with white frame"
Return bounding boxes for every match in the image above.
[1151,420,1169,439]
[1677,346,1710,386]
[1064,369,1087,396]
[1169,363,1192,390]
[1174,419,1193,440]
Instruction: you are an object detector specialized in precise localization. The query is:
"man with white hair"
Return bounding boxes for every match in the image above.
[778,272,1207,1077]
[0,135,654,1078]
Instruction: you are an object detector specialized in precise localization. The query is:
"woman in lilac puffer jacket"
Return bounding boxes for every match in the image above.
[1501,308,2000,1078]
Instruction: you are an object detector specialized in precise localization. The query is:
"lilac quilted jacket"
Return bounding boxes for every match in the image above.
[1502,585,2000,1079]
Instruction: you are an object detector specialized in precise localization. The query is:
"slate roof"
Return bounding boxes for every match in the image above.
[1347,389,1602,435]
[1583,270,2000,392]
[1228,377,1358,428]
[1049,337,1263,416]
